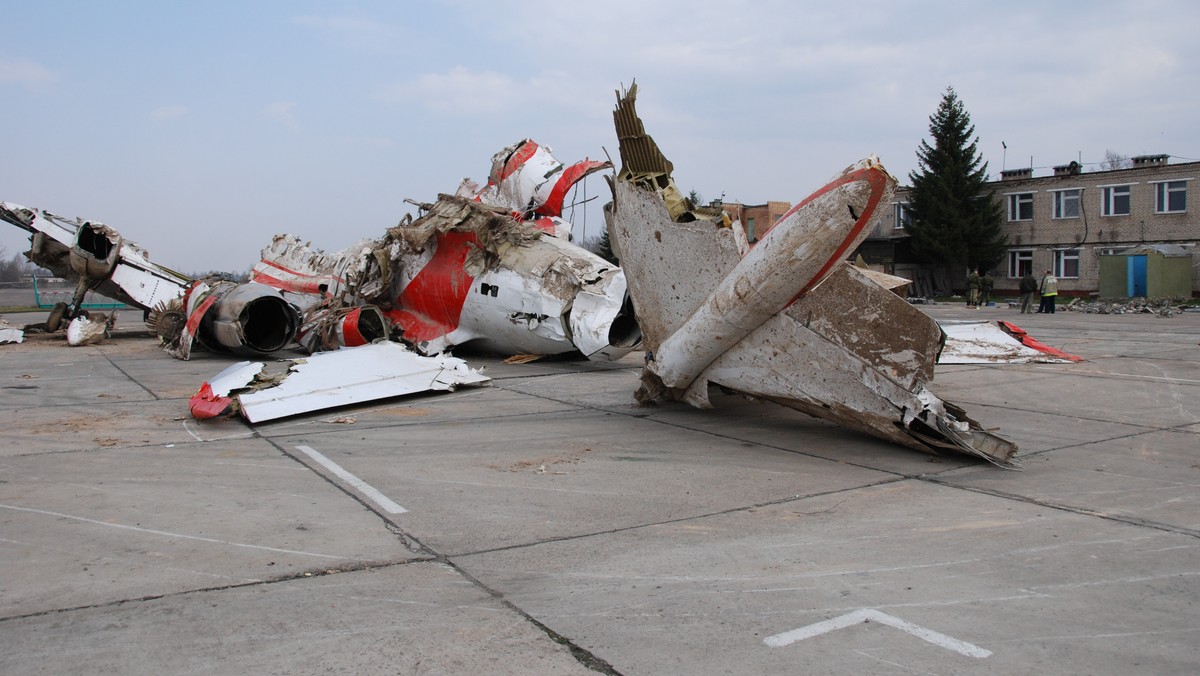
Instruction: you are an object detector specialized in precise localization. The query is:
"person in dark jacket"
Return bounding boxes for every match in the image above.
[966,270,980,308]
[980,272,994,306]
[1019,272,1038,313]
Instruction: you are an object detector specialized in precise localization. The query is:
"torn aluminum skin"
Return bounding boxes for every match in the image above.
[191,341,491,423]
[607,83,1018,468]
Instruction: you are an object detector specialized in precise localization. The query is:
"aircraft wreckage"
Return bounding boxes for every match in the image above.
[3,93,1036,466]
[606,83,1019,467]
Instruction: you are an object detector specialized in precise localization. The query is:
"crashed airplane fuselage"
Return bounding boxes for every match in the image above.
[248,140,641,362]
[606,84,1018,467]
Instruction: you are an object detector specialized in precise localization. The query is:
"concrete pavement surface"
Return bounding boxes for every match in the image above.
[1,302,1198,674]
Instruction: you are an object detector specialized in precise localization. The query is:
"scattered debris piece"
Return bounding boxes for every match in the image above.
[608,83,1018,468]
[0,318,24,344]
[503,354,543,364]
[65,312,116,346]
[939,321,1083,363]
[1064,297,1186,317]
[192,341,490,423]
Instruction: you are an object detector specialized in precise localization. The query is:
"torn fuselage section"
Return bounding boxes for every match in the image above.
[251,190,640,361]
[607,84,1017,467]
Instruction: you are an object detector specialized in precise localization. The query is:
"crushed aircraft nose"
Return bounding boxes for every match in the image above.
[191,341,490,423]
[607,83,1018,468]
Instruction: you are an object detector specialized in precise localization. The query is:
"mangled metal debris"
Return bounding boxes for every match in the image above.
[607,83,1019,467]
[248,142,640,362]
[0,202,189,331]
[1063,297,1186,316]
[940,321,1083,364]
[191,341,490,423]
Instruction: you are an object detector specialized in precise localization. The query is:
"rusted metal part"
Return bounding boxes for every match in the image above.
[608,85,1018,468]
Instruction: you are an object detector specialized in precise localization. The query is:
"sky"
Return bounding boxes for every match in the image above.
[3,0,1198,273]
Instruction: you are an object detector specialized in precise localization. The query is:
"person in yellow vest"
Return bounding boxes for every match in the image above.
[1037,270,1058,314]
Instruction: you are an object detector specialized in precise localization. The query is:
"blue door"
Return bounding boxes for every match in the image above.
[1127,255,1147,297]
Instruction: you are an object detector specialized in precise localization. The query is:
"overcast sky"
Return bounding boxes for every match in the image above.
[3,1,1197,272]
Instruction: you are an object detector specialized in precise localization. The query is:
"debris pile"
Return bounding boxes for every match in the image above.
[1064,297,1188,317]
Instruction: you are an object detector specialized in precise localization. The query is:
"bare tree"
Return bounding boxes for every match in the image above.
[1100,150,1132,171]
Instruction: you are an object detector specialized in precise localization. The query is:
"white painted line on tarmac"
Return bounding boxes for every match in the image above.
[764,608,992,658]
[294,445,408,514]
[0,503,354,560]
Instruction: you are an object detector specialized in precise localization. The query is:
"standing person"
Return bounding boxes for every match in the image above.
[980,272,994,307]
[966,269,980,308]
[1019,272,1038,313]
[1037,270,1058,314]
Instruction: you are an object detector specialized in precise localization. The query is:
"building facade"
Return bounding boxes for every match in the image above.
[717,201,793,243]
[861,155,1199,298]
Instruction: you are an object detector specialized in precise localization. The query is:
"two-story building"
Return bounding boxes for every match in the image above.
[859,154,1199,298]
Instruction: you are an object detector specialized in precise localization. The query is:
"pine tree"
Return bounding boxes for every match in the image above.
[596,228,617,264]
[905,87,1006,275]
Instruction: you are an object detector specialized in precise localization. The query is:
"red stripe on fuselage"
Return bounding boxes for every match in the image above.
[787,166,890,303]
[250,270,327,295]
[500,141,539,180]
[390,230,477,342]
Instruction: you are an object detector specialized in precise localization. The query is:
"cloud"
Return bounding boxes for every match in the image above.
[263,101,300,132]
[377,67,522,114]
[150,105,188,122]
[0,57,57,88]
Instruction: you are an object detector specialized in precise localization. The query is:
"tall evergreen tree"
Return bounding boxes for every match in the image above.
[905,87,1006,275]
[595,227,618,264]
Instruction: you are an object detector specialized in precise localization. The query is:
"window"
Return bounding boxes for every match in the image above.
[1052,189,1081,219]
[1008,249,1033,278]
[1054,248,1080,278]
[1007,193,1033,221]
[893,202,911,229]
[746,217,756,242]
[1154,180,1188,213]
[1101,185,1131,216]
